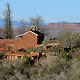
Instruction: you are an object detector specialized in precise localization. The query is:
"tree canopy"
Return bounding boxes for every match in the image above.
[58,28,80,48]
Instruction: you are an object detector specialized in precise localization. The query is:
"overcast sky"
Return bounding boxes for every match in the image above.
[0,0,80,23]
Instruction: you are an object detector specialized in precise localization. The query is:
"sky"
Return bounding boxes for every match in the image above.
[0,0,80,23]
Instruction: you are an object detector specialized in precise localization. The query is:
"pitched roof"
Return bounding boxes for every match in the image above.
[15,30,44,39]
[32,31,44,36]
[0,36,6,39]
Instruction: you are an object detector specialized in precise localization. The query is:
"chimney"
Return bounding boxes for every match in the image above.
[28,28,32,31]
[36,27,39,31]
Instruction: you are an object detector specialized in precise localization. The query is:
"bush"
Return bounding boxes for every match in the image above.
[26,47,33,53]
[0,55,71,80]
[69,56,80,80]
[35,46,44,53]
[26,46,44,53]
[0,51,80,80]
[29,56,71,80]
[59,50,72,61]
[0,59,31,80]
[22,55,32,67]
[42,40,49,46]
[0,52,4,59]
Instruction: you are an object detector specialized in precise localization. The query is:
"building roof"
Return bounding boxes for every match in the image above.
[32,31,44,36]
[0,36,6,39]
[15,30,44,39]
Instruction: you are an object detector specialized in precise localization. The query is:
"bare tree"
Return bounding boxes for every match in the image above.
[29,17,35,26]
[29,15,44,28]
[4,3,14,39]
[0,27,4,36]
[20,19,27,33]
[16,19,27,35]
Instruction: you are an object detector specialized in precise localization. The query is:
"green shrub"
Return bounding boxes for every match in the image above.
[70,57,80,80]
[26,46,44,53]
[1,52,80,80]
[35,46,44,53]
[26,47,33,53]
[30,56,71,80]
[0,52,4,59]
[59,50,72,61]
[22,55,32,67]
[42,40,49,46]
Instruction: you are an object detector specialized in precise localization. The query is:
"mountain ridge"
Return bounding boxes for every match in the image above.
[1,20,80,29]
[0,20,48,29]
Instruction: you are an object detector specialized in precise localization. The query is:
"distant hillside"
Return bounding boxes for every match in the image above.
[0,20,47,29]
[46,23,80,30]
[45,23,80,39]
